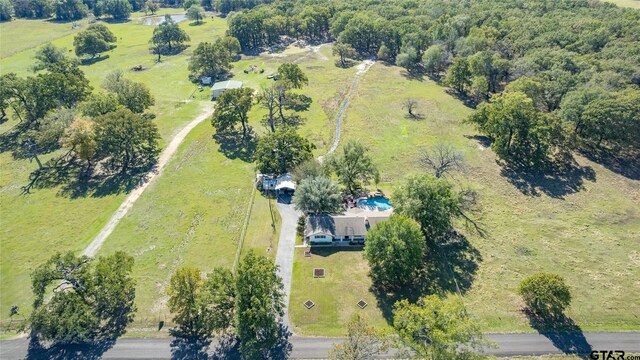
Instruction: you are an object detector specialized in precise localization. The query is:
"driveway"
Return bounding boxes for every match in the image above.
[274,195,302,331]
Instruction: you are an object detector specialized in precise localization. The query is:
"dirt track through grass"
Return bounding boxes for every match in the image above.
[82,104,215,257]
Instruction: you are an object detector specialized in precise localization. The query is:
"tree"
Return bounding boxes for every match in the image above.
[519,273,571,318]
[74,24,117,59]
[293,176,342,214]
[364,214,425,289]
[469,75,489,102]
[78,91,120,117]
[150,15,190,58]
[30,251,136,344]
[328,140,379,195]
[292,158,326,183]
[211,87,253,138]
[396,46,419,71]
[188,41,231,81]
[467,91,558,167]
[101,0,132,20]
[236,250,285,359]
[102,70,155,113]
[333,42,356,67]
[418,143,465,178]
[391,174,463,239]
[444,57,471,93]
[329,314,388,360]
[32,107,75,153]
[60,117,98,169]
[422,45,446,77]
[181,0,198,9]
[32,43,73,73]
[218,35,241,56]
[0,0,13,21]
[94,108,160,172]
[255,127,315,175]
[167,267,236,339]
[277,63,308,89]
[393,295,487,359]
[186,4,204,24]
[54,0,87,20]
[402,98,419,119]
[579,90,640,150]
[143,0,158,14]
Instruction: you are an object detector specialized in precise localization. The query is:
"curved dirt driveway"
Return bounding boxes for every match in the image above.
[82,104,215,257]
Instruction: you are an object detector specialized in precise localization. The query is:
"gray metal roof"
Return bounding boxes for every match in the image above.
[211,80,243,91]
[305,214,368,237]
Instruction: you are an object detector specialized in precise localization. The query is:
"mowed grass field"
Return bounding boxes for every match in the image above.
[290,61,640,334]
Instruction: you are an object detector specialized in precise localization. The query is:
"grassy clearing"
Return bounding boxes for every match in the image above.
[604,0,640,8]
[289,61,640,335]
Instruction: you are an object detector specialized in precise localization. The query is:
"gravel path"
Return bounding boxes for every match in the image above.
[319,60,374,162]
[82,104,215,257]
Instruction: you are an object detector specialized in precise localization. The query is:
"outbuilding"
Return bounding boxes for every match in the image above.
[211,80,243,99]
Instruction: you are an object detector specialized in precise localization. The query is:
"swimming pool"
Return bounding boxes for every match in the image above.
[357,196,392,211]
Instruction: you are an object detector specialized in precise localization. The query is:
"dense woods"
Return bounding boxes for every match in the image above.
[223,0,639,167]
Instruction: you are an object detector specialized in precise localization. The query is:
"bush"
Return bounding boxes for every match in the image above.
[518,273,571,317]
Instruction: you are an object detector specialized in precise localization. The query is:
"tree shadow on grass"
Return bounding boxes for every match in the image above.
[400,68,425,82]
[445,89,479,109]
[525,311,592,358]
[23,155,154,198]
[212,129,256,163]
[334,59,356,68]
[499,160,596,199]
[80,55,110,66]
[579,145,640,180]
[372,231,482,324]
[170,337,212,360]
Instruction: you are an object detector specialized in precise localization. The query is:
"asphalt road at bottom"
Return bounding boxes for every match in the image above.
[1,332,639,359]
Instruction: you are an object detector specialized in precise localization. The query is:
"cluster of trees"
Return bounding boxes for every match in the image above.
[291,140,380,214]
[166,250,286,358]
[224,0,639,168]
[29,251,136,344]
[210,63,317,176]
[1,45,159,180]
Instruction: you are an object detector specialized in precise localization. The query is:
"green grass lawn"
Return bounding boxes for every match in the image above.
[289,61,640,335]
[289,247,388,336]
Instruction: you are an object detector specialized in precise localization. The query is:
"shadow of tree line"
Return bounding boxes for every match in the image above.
[464,135,598,199]
[169,324,292,360]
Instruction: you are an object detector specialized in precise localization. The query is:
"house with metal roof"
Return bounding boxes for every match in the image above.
[211,80,243,99]
[304,211,391,246]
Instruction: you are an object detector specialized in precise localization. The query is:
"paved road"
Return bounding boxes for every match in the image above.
[2,332,639,359]
[82,104,215,257]
[273,198,302,331]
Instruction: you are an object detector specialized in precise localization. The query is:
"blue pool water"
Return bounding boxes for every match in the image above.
[357,196,392,211]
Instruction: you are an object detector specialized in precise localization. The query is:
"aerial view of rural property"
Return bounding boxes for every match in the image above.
[0,0,639,358]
